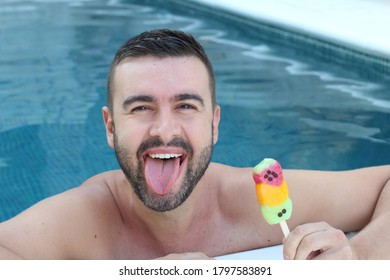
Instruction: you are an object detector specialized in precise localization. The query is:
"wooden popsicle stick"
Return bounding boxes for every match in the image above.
[280,220,290,238]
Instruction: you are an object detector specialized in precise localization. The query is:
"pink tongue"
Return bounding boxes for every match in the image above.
[145,157,180,195]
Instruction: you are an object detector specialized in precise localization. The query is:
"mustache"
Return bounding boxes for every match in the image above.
[137,137,194,158]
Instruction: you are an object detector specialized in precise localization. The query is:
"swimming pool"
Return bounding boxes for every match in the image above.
[0,0,389,222]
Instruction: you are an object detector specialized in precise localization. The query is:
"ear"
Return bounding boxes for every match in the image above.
[212,105,221,145]
[102,106,115,148]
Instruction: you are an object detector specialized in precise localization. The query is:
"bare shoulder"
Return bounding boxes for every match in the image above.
[203,162,285,248]
[204,163,261,220]
[0,170,124,259]
[205,162,254,195]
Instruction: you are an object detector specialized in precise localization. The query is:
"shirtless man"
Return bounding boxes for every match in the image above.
[0,29,389,260]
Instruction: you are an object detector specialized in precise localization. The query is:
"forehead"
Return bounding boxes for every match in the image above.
[112,56,212,106]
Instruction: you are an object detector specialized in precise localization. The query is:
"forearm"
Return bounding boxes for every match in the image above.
[0,244,24,260]
[350,178,390,259]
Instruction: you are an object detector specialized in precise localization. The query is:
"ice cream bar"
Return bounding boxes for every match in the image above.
[253,158,292,238]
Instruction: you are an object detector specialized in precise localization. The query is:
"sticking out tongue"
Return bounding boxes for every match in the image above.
[145,156,181,195]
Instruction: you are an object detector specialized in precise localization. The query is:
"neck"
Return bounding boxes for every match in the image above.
[138,196,198,236]
[120,177,211,244]
[137,188,213,256]
[111,171,224,257]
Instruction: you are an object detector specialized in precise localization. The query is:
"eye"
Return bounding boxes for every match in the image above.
[133,106,148,111]
[177,103,196,110]
[131,105,153,114]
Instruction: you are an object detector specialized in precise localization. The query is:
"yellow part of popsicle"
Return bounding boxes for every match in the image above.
[255,180,289,206]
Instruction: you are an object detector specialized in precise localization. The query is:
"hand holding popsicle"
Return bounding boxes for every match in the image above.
[253,158,292,238]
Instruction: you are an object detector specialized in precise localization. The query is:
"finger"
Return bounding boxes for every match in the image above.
[310,233,356,260]
[294,229,332,259]
[295,227,348,260]
[311,246,355,260]
[284,222,331,259]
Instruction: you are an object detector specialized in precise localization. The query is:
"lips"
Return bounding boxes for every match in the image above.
[144,149,186,195]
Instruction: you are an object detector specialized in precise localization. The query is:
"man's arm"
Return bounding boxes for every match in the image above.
[350,176,390,259]
[0,198,66,259]
[283,165,390,259]
[0,184,116,260]
[0,244,24,259]
[0,191,84,259]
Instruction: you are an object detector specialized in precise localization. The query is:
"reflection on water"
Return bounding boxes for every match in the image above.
[0,0,389,221]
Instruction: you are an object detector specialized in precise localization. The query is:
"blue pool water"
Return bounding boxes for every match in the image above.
[0,0,389,222]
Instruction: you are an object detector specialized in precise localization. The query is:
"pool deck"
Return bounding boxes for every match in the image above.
[189,0,390,60]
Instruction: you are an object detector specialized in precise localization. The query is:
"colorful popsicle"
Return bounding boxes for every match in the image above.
[253,158,292,238]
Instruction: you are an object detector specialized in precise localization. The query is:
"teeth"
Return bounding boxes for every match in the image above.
[149,154,182,159]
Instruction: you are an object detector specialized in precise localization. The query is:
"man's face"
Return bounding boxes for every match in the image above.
[103,56,220,211]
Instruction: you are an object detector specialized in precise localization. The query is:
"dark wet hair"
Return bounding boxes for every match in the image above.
[107,29,216,113]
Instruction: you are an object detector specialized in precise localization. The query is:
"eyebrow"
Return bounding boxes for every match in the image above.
[172,93,205,107]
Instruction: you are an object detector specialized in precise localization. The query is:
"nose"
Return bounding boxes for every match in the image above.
[149,110,181,143]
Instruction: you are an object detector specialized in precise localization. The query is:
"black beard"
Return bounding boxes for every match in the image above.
[113,134,213,212]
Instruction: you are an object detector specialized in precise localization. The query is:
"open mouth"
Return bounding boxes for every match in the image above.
[144,151,186,195]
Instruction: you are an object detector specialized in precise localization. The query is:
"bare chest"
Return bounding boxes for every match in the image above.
[104,215,275,259]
